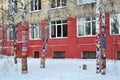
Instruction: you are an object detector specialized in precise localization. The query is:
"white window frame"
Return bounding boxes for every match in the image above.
[7,25,18,41]
[7,0,14,15]
[29,0,41,12]
[110,13,120,35]
[8,27,13,41]
[51,0,67,9]
[29,23,42,40]
[50,20,67,38]
[76,0,96,5]
[77,17,96,37]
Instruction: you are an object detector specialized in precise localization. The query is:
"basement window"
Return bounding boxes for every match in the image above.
[117,52,120,60]
[34,51,39,58]
[53,51,65,58]
[82,51,96,59]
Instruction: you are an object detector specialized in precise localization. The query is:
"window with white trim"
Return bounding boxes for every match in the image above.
[7,24,18,41]
[7,0,14,15]
[51,20,67,38]
[7,0,18,14]
[77,17,96,36]
[51,0,67,8]
[110,13,120,35]
[30,23,42,40]
[30,0,41,12]
[76,0,96,5]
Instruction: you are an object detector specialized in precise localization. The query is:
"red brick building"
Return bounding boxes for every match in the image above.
[0,0,120,59]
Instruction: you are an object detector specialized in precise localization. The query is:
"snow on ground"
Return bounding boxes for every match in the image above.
[0,56,120,80]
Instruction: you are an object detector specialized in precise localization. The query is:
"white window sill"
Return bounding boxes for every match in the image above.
[50,37,68,39]
[76,2,96,6]
[7,39,18,42]
[110,34,120,36]
[30,38,42,40]
[29,10,42,13]
[51,6,67,10]
[77,35,96,38]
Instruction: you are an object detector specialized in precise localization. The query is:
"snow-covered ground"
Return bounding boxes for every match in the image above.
[0,56,120,80]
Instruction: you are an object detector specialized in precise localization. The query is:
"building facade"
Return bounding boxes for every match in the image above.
[0,0,120,59]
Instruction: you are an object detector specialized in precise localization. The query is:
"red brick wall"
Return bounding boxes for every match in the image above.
[1,12,120,59]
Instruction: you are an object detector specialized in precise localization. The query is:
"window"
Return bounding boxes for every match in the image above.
[7,24,18,41]
[30,23,42,40]
[82,52,88,59]
[13,0,18,13]
[117,52,120,60]
[8,0,14,15]
[30,0,41,12]
[53,51,65,58]
[51,20,67,38]
[89,51,96,59]
[34,51,39,58]
[110,13,120,35]
[51,0,67,8]
[7,0,18,14]
[77,17,96,36]
[82,51,96,59]
[76,0,96,5]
